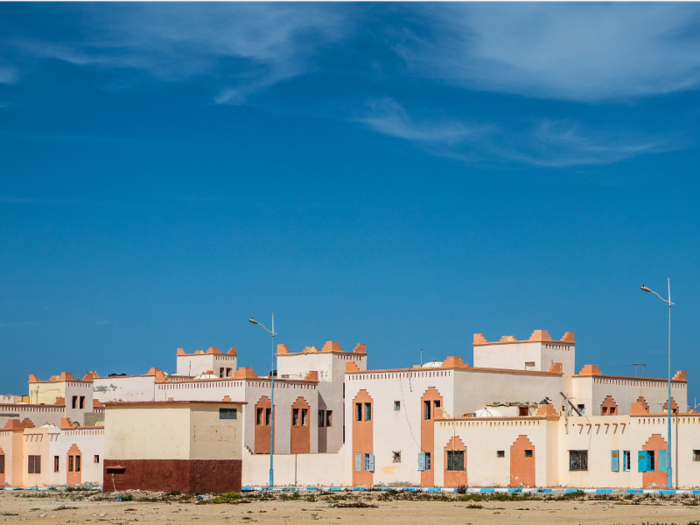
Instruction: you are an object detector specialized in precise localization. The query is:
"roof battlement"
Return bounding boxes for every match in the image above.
[473,330,575,346]
[29,372,96,384]
[176,347,237,356]
[277,342,366,356]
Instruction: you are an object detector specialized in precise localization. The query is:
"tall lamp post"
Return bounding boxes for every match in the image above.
[640,280,674,489]
[249,315,276,488]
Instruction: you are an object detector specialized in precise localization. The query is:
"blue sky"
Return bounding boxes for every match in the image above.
[1,3,700,402]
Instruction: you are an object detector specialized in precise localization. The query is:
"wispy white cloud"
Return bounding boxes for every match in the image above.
[398,4,700,102]
[358,99,675,167]
[9,4,351,103]
[0,64,17,84]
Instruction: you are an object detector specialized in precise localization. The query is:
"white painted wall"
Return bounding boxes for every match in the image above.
[242,446,349,487]
[93,375,156,403]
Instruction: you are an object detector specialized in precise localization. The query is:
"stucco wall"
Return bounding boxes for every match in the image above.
[241,446,348,487]
[93,375,157,403]
[189,405,242,460]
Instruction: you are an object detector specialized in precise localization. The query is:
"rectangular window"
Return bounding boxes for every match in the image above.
[75,456,81,472]
[219,408,237,420]
[610,406,617,415]
[611,450,619,472]
[569,450,588,471]
[577,404,585,415]
[69,456,74,472]
[648,450,656,472]
[623,451,631,471]
[364,453,374,472]
[525,361,536,370]
[219,368,224,378]
[524,450,533,458]
[394,401,400,411]
[28,455,41,474]
[0,455,5,474]
[94,455,100,464]
[638,451,649,472]
[79,396,85,409]
[293,408,299,426]
[424,400,431,421]
[519,406,529,417]
[318,410,325,427]
[424,452,431,471]
[497,450,505,458]
[301,409,308,426]
[54,456,59,473]
[364,403,371,422]
[602,407,608,415]
[418,452,426,471]
[393,451,401,463]
[356,403,362,422]
[265,408,271,426]
[257,408,263,425]
[446,451,464,471]
[434,400,441,409]
[72,396,78,409]
[326,410,333,427]
[693,450,700,462]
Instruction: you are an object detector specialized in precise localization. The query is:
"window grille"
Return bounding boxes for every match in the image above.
[446,451,464,471]
[219,408,237,420]
[569,450,588,471]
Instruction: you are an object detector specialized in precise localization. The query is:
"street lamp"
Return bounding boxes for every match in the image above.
[640,280,674,489]
[249,315,277,488]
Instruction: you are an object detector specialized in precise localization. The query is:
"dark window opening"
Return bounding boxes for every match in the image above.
[364,403,371,422]
[318,410,325,427]
[28,455,41,474]
[497,450,505,458]
[219,368,224,378]
[577,404,585,415]
[72,396,78,409]
[424,400,431,420]
[0,455,5,474]
[393,451,401,463]
[424,452,432,471]
[569,450,588,471]
[75,455,81,472]
[301,408,308,426]
[257,408,263,425]
[446,451,464,471]
[265,408,272,426]
[394,401,400,411]
[226,368,232,377]
[356,403,362,422]
[524,449,533,458]
[293,408,299,426]
[694,450,700,462]
[79,396,85,409]
[69,456,74,472]
[326,410,333,427]
[648,450,656,471]
[94,455,99,463]
[219,408,237,420]
[519,406,528,417]
[54,456,59,472]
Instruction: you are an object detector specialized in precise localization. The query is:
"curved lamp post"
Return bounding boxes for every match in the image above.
[640,280,674,489]
[249,315,276,488]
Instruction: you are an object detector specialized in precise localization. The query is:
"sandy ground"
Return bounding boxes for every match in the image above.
[2,490,700,525]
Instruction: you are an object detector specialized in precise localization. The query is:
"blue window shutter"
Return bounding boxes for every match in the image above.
[623,451,629,472]
[659,450,667,472]
[418,452,425,471]
[638,451,648,472]
[355,453,361,472]
[368,454,375,472]
[611,450,619,472]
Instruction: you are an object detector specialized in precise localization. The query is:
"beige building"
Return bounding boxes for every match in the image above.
[103,400,244,493]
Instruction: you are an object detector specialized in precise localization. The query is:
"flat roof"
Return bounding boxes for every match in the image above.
[104,400,247,407]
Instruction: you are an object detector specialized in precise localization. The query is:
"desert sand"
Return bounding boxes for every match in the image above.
[1,489,699,525]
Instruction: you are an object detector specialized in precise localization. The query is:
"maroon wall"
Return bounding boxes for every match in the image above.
[103,459,242,494]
